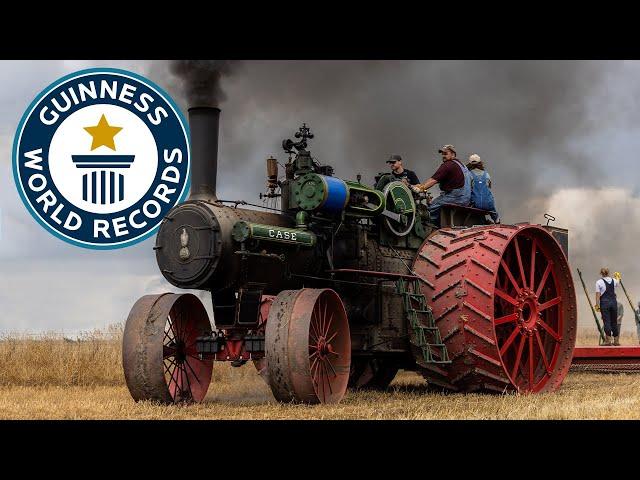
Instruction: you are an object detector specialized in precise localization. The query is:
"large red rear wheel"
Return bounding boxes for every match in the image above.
[412,224,576,393]
[265,289,351,404]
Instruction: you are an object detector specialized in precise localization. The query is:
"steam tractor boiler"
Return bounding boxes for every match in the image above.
[122,106,577,404]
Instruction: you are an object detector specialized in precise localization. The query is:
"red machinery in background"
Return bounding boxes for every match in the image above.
[571,268,640,372]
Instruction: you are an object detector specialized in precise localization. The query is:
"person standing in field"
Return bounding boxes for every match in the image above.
[636,301,640,344]
[595,268,621,346]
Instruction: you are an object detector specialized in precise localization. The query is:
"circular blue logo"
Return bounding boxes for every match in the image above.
[13,68,190,250]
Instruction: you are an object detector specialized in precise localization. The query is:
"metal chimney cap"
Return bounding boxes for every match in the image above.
[187,106,221,112]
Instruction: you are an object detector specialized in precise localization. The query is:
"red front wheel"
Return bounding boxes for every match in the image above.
[265,289,351,404]
[123,293,213,403]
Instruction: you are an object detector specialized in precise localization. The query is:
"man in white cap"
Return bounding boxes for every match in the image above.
[467,153,499,223]
[410,144,471,226]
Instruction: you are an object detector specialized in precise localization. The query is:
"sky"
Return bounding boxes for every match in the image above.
[1,60,640,336]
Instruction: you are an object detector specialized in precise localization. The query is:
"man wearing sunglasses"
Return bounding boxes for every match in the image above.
[386,154,420,186]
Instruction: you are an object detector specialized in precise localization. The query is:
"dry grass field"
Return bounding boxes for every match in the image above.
[0,326,639,419]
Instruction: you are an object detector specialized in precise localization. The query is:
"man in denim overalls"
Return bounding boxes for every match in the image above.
[595,268,621,346]
[411,144,471,227]
[635,301,640,344]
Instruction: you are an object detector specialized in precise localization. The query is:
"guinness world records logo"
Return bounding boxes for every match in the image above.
[12,68,190,249]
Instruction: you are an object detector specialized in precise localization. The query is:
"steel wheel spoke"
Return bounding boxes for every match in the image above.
[512,335,527,380]
[183,358,201,385]
[168,316,182,346]
[322,299,328,340]
[182,363,194,400]
[166,315,175,337]
[495,288,520,307]
[513,237,527,290]
[324,314,334,337]
[535,330,551,374]
[535,262,553,298]
[310,369,319,389]
[538,319,561,341]
[168,362,180,392]
[325,358,338,377]
[325,365,334,396]
[166,361,179,385]
[528,335,534,390]
[163,345,177,359]
[495,312,519,326]
[310,356,319,376]
[314,304,322,343]
[164,326,176,344]
[171,310,183,340]
[500,327,521,356]
[318,362,326,403]
[538,296,561,311]
[529,239,537,290]
[174,364,183,397]
[500,259,522,295]
[325,330,338,344]
[310,315,321,341]
[164,358,177,376]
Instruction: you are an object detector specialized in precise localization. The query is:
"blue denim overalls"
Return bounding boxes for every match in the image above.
[470,170,499,222]
[600,278,619,337]
[428,159,472,226]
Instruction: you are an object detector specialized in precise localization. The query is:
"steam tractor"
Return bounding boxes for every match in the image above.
[122,107,577,404]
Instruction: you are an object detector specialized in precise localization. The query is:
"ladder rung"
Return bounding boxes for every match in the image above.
[397,277,450,368]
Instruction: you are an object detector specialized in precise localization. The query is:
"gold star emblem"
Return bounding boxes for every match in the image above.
[83,114,123,151]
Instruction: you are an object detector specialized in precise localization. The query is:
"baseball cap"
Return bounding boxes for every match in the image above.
[438,144,456,155]
[468,153,482,164]
[386,154,402,163]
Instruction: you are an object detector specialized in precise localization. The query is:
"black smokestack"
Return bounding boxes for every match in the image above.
[188,107,220,200]
[168,61,239,201]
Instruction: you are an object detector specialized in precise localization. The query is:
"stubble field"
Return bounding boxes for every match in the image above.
[1,327,639,420]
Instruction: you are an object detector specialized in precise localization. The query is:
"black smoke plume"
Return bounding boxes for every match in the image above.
[169,60,239,107]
